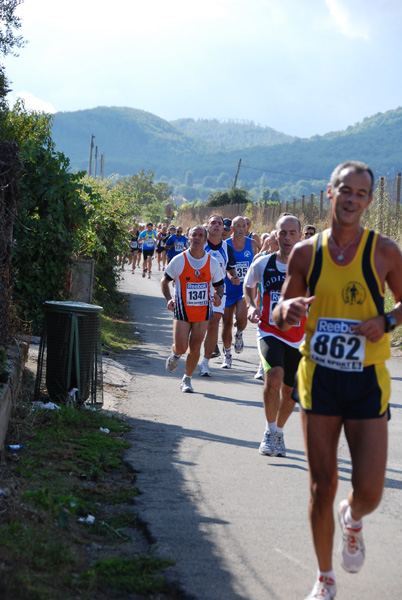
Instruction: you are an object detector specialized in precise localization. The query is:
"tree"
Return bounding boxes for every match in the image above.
[76,177,131,309]
[270,190,281,203]
[206,187,251,207]
[176,184,197,202]
[13,144,88,330]
[114,170,172,220]
[0,0,26,57]
[185,170,194,187]
[4,99,89,331]
[260,187,271,203]
[216,172,231,187]
[0,62,9,132]
[202,175,216,188]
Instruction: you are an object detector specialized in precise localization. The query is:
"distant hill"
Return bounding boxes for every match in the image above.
[170,118,294,149]
[51,106,402,199]
[51,106,212,176]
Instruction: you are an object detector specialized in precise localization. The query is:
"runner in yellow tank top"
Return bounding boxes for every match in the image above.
[272,161,402,600]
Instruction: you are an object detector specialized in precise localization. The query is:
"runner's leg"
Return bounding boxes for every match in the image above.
[301,410,343,573]
[185,321,209,376]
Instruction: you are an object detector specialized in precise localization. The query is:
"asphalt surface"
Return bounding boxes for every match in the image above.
[109,265,402,600]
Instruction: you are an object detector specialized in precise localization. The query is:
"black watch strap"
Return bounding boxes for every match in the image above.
[384,313,397,333]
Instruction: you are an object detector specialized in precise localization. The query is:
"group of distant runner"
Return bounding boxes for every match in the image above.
[124,161,402,600]
[122,222,194,278]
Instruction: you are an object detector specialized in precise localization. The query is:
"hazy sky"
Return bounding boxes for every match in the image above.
[4,0,402,137]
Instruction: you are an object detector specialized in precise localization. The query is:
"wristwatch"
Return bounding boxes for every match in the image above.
[384,313,397,333]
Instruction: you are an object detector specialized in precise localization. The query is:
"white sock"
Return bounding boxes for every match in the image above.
[345,505,362,528]
[319,570,336,588]
[276,426,284,435]
[224,347,232,357]
[182,374,191,381]
[265,421,277,434]
[202,358,209,367]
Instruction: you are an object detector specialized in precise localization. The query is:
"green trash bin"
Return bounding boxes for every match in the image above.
[35,301,103,406]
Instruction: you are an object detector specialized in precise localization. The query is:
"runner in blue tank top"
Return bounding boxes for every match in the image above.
[221,216,257,368]
[199,215,239,376]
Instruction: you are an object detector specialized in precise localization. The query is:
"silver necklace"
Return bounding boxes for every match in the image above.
[329,228,362,261]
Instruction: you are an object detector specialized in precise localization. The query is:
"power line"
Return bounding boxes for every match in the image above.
[240,163,326,181]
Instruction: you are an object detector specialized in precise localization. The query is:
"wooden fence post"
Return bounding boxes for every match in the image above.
[396,173,401,226]
[319,190,324,221]
[379,177,385,233]
[309,194,314,223]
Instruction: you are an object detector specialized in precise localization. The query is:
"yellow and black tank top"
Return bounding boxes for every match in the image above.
[300,228,390,369]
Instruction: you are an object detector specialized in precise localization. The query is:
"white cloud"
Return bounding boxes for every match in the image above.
[325,0,370,40]
[10,91,56,113]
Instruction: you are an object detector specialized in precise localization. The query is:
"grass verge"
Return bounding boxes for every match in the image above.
[0,301,180,600]
[99,293,142,353]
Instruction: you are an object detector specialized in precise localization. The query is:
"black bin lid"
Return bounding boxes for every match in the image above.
[43,301,103,314]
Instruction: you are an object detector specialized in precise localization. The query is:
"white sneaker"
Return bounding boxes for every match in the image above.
[180,376,194,393]
[338,499,365,573]
[166,353,180,373]
[221,354,232,369]
[234,331,244,354]
[259,431,275,456]
[199,364,211,377]
[304,576,337,599]
[254,362,264,380]
[274,432,286,457]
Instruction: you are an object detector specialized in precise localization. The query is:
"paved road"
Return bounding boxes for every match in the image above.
[113,267,402,600]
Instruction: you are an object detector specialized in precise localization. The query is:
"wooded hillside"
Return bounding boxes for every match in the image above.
[51,106,402,200]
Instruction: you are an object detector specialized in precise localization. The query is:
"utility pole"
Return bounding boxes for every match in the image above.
[100,154,105,181]
[233,158,242,188]
[94,146,98,179]
[88,134,95,177]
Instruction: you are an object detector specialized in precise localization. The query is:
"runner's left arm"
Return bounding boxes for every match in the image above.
[226,244,240,285]
[243,258,264,323]
[272,244,314,330]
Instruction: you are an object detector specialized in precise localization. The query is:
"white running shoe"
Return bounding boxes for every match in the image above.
[180,376,194,393]
[234,331,244,354]
[166,353,180,373]
[254,362,264,380]
[259,431,275,456]
[304,576,337,599]
[199,364,211,377]
[274,432,286,457]
[221,354,232,369]
[338,499,365,573]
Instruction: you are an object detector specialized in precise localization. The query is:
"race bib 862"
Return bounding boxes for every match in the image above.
[310,318,365,372]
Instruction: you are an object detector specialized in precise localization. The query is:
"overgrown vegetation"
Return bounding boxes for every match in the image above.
[1,100,174,333]
[100,311,141,353]
[0,347,8,382]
